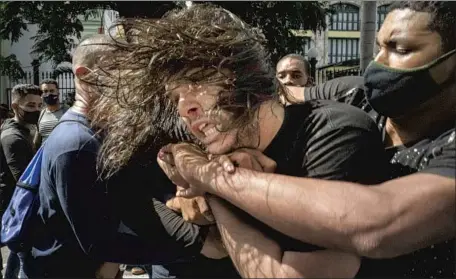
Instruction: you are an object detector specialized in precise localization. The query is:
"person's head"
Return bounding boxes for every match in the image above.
[156,4,279,155]
[40,79,60,107]
[93,3,280,164]
[276,54,311,87]
[72,34,117,105]
[10,84,42,125]
[365,1,456,118]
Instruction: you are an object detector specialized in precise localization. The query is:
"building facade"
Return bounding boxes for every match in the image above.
[294,0,392,67]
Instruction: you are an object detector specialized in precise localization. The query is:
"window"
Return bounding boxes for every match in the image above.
[377,5,390,31]
[328,38,359,63]
[296,37,314,58]
[329,3,360,31]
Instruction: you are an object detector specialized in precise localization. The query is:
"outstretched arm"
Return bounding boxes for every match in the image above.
[205,169,455,259]
[208,196,361,278]
[169,142,454,259]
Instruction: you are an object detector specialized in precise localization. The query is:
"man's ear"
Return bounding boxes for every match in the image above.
[74,66,90,78]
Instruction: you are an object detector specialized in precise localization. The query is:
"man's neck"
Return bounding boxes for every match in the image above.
[72,89,91,116]
[257,101,285,151]
[46,104,61,112]
[71,100,89,116]
[384,95,456,147]
[12,116,34,131]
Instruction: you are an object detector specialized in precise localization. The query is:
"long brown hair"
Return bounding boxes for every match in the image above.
[89,3,289,178]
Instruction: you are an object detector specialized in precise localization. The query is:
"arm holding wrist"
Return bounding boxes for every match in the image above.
[206,170,455,258]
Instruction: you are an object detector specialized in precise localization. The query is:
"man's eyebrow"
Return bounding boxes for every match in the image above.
[376,37,400,47]
[277,69,303,74]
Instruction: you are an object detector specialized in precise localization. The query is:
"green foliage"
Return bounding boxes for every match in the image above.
[0,1,115,76]
[0,54,25,80]
[203,1,330,63]
[29,2,115,65]
[0,1,330,78]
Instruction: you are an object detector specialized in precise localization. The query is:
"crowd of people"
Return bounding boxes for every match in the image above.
[0,1,454,278]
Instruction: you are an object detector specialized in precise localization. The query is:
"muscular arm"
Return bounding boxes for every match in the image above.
[177,118,454,258]
[285,76,366,105]
[206,170,455,259]
[1,134,33,181]
[208,197,360,278]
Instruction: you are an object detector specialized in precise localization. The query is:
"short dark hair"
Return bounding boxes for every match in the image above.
[11,84,42,104]
[40,78,59,89]
[277,54,311,74]
[389,1,456,52]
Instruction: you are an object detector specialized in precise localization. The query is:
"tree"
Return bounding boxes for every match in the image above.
[198,1,330,64]
[0,1,330,79]
[359,1,377,73]
[0,1,115,79]
[115,1,331,63]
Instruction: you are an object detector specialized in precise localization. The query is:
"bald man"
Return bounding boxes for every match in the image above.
[22,34,226,278]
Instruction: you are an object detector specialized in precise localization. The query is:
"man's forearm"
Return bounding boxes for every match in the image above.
[208,197,361,278]
[208,197,285,278]
[206,168,455,258]
[153,198,209,251]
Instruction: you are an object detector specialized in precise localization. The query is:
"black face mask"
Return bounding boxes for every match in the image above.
[363,49,456,118]
[18,107,40,125]
[43,94,59,105]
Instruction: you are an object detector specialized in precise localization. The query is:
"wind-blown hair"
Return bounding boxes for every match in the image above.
[89,3,286,178]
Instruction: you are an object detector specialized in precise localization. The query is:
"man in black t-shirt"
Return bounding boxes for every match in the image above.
[164,2,455,278]
[139,4,390,278]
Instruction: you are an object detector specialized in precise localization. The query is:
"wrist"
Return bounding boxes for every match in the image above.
[188,161,221,194]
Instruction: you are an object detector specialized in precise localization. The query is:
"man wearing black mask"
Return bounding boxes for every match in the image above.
[0,84,42,278]
[169,1,455,278]
[34,79,68,148]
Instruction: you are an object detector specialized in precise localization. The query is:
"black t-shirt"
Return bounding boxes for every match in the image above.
[304,76,369,111]
[304,76,455,278]
[358,125,455,278]
[254,100,389,253]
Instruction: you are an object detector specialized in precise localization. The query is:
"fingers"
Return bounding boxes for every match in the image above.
[229,151,263,172]
[182,198,202,223]
[216,155,235,173]
[196,197,215,223]
[176,185,187,192]
[237,148,277,173]
[158,145,175,166]
[160,143,173,153]
[176,187,201,198]
[166,197,182,213]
